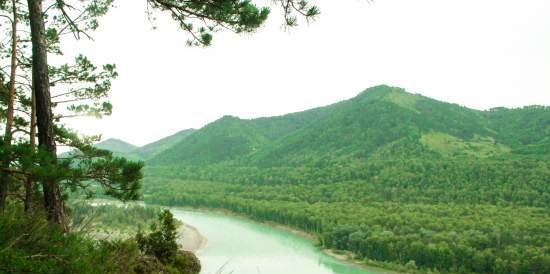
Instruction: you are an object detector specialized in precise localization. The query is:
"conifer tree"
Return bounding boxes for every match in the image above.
[1,0,320,226]
[0,0,141,226]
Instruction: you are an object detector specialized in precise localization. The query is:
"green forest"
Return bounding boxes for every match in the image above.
[137,86,550,274]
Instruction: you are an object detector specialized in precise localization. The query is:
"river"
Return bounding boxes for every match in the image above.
[171,208,392,274]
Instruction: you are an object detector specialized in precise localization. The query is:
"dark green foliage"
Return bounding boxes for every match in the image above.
[148,0,270,46]
[136,210,179,263]
[51,126,145,201]
[1,206,200,274]
[146,0,319,46]
[136,210,201,274]
[169,251,201,274]
[1,133,144,202]
[486,105,550,148]
[144,179,550,274]
[0,206,143,274]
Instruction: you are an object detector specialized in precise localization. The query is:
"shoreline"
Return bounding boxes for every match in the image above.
[168,206,406,274]
[177,222,207,253]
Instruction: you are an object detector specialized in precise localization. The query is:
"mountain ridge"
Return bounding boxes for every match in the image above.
[147,85,548,168]
[94,128,196,160]
[95,85,548,182]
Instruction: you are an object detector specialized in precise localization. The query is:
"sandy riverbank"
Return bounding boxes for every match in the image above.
[87,222,207,253]
[177,223,207,252]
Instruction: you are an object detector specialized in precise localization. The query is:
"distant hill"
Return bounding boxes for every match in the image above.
[94,138,138,154]
[148,85,549,169]
[92,129,196,161]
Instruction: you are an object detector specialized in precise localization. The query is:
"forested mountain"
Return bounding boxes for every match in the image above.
[147,106,334,166]
[147,85,548,169]
[140,85,550,274]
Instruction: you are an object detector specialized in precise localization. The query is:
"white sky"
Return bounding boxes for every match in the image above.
[60,0,550,146]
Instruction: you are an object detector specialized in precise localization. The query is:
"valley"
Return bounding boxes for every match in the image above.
[100,85,550,274]
[3,1,548,274]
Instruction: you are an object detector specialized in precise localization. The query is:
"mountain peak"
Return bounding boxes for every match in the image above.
[95,138,138,154]
[98,138,134,146]
[355,85,421,110]
[357,85,410,99]
[219,115,241,121]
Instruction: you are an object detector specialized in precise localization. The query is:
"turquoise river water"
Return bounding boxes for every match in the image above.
[171,208,392,274]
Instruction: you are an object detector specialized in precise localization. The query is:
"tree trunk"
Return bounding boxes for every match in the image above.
[24,178,33,212]
[0,156,7,213]
[25,85,37,213]
[5,0,17,143]
[27,0,65,228]
[0,147,6,213]
[0,89,5,212]
[0,0,18,213]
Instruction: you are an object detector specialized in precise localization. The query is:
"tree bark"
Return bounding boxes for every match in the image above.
[27,0,65,227]
[24,85,37,213]
[0,0,18,213]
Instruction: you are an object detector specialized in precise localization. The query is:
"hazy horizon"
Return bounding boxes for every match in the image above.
[56,0,550,146]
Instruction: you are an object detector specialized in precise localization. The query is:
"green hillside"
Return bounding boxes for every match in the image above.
[141,85,550,274]
[135,129,196,160]
[147,85,548,170]
[148,107,334,166]
[246,86,493,167]
[148,116,270,165]
[486,106,550,154]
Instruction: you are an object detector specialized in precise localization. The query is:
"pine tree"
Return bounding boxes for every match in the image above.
[2,0,320,226]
